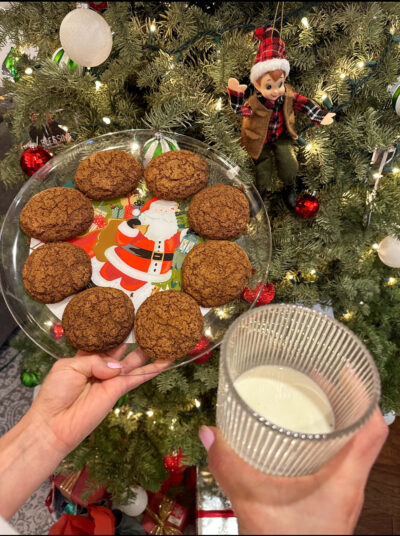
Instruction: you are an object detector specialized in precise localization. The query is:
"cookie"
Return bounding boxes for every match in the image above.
[22,242,92,303]
[74,149,143,200]
[20,187,94,242]
[62,287,134,352]
[144,149,209,200]
[182,240,252,307]
[188,183,250,239]
[134,290,204,360]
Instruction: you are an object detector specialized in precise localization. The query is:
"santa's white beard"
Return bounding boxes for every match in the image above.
[140,211,179,241]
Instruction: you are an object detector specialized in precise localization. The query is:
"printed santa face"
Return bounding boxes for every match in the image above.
[140,199,179,242]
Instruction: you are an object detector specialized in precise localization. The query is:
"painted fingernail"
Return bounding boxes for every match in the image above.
[199,425,215,451]
[107,361,123,369]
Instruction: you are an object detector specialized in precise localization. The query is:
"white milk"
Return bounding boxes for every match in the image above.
[234,365,335,434]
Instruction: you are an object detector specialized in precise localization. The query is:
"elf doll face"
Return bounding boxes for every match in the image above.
[254,72,286,101]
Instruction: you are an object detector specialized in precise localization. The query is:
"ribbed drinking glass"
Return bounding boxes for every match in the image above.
[217,304,381,476]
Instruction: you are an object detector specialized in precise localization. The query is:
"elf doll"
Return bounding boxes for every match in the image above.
[227,26,335,210]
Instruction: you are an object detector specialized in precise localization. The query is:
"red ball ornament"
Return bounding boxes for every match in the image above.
[50,322,64,340]
[163,448,186,474]
[20,146,52,177]
[93,214,107,228]
[88,1,108,11]
[242,282,275,306]
[295,194,320,219]
[188,336,213,364]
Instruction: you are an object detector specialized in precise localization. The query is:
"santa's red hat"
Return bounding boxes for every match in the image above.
[132,197,161,217]
[250,27,290,84]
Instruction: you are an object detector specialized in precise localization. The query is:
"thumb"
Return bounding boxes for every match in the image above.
[67,355,123,381]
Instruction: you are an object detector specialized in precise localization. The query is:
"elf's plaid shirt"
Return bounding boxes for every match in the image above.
[227,88,328,143]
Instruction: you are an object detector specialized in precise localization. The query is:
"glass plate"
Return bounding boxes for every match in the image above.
[0,129,271,375]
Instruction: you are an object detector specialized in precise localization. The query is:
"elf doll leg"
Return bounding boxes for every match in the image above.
[254,143,274,198]
[274,135,299,185]
[274,135,299,210]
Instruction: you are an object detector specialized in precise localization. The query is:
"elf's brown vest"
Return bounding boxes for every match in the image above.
[240,84,298,160]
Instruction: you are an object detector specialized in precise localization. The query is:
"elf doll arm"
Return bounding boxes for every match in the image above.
[227,78,253,117]
[293,91,336,125]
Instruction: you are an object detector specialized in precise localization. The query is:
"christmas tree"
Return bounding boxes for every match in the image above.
[1,1,400,503]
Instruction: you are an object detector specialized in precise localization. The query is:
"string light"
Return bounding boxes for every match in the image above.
[150,23,156,33]
[357,61,365,68]
[114,408,120,415]
[216,97,222,111]
[373,172,382,179]
[393,167,399,173]
[24,67,33,74]
[59,125,69,132]
[342,311,355,321]
[102,117,111,124]
[301,17,309,28]
[128,411,133,418]
[359,301,364,305]
[205,327,212,337]
[387,277,397,285]
[340,73,346,79]
[131,141,139,151]
[288,274,294,280]
[95,80,102,90]
[372,243,379,250]
[146,410,154,417]
[306,143,313,150]
[194,399,201,408]
[310,269,316,274]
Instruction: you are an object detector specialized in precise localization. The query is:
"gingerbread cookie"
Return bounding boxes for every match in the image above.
[62,287,134,352]
[182,240,252,307]
[19,187,94,242]
[22,242,92,303]
[188,183,250,239]
[74,149,143,200]
[134,290,204,360]
[144,150,209,200]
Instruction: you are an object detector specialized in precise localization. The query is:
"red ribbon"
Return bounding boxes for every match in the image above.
[196,509,235,518]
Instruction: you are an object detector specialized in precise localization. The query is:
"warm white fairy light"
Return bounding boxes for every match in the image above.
[322,93,328,100]
[114,408,120,415]
[102,117,111,124]
[393,167,399,173]
[340,73,346,79]
[372,243,379,250]
[301,17,309,28]
[357,61,365,68]
[288,274,294,280]
[359,301,364,305]
[306,143,313,150]
[310,269,316,274]
[387,277,397,285]
[24,67,33,74]
[128,411,133,418]
[205,327,212,337]
[194,399,201,408]
[131,141,139,152]
[216,97,222,111]
[95,80,102,90]
[169,425,174,430]
[373,172,382,179]
[342,311,355,321]
[146,410,154,417]
[150,23,156,33]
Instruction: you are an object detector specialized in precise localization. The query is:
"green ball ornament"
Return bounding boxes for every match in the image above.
[21,371,39,387]
[114,393,128,408]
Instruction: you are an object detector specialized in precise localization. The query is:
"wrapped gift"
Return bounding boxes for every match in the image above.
[53,466,107,507]
[196,465,238,535]
[142,492,187,534]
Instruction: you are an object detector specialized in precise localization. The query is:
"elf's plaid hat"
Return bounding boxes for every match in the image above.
[250,27,290,84]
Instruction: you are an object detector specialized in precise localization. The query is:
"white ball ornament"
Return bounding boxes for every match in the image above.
[388,76,400,117]
[377,236,400,268]
[114,486,148,517]
[59,8,112,67]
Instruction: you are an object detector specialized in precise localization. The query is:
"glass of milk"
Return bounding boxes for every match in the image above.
[216,304,381,476]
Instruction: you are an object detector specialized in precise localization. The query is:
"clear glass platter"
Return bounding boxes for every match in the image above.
[0,129,271,375]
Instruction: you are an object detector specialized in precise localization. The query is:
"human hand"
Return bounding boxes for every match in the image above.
[228,78,248,94]
[320,112,336,125]
[27,345,169,459]
[200,409,388,535]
